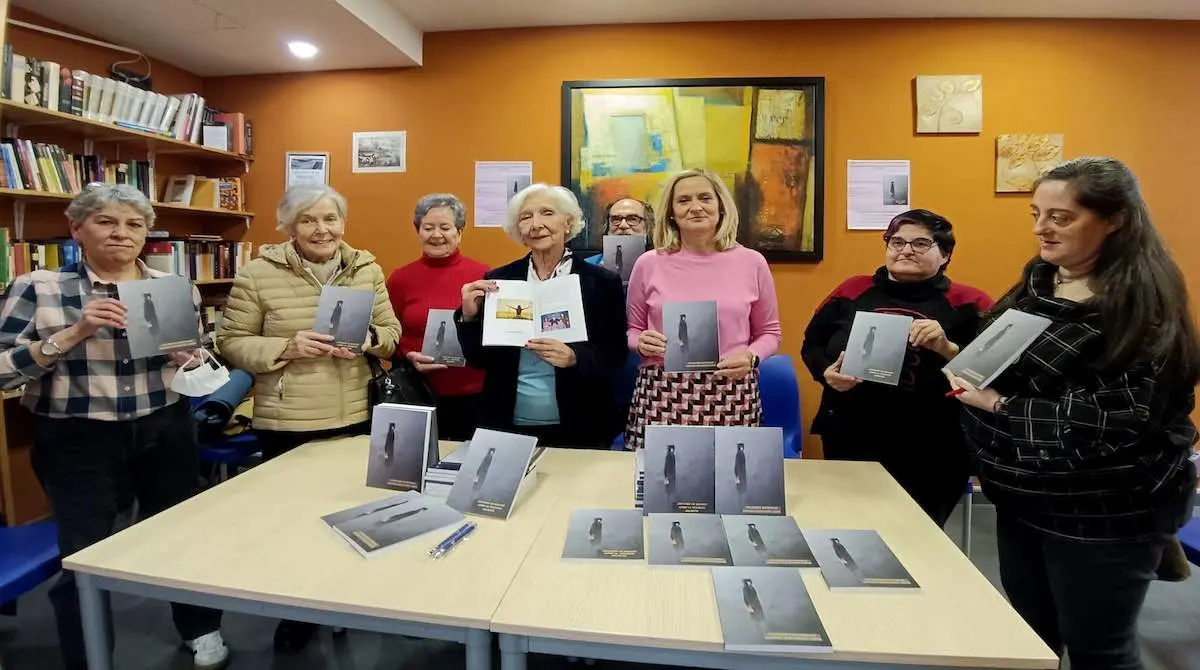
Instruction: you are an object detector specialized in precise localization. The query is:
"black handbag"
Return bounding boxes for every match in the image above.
[366,354,437,408]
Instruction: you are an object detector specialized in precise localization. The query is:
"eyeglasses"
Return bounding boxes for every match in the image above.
[885,236,936,254]
[608,214,645,227]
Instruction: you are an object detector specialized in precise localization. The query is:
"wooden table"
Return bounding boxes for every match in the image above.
[62,437,580,670]
[491,452,1059,670]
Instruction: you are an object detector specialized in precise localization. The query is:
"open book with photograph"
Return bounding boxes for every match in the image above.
[602,234,646,284]
[421,308,466,366]
[944,308,1052,388]
[365,403,438,492]
[321,491,464,559]
[314,286,374,353]
[840,311,914,386]
[117,275,200,359]
[712,566,832,653]
[482,275,588,347]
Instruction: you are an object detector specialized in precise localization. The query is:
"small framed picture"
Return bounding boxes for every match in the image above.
[285,152,330,189]
[352,131,407,173]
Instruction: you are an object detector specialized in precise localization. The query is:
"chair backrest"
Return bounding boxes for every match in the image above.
[759,354,803,458]
[0,522,61,606]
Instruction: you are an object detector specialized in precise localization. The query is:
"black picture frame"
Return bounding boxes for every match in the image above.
[562,77,826,263]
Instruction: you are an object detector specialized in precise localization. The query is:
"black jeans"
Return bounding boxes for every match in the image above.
[30,400,222,670]
[436,393,482,442]
[996,513,1166,670]
[255,421,370,462]
[821,436,965,527]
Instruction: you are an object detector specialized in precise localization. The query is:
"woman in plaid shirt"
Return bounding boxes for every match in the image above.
[946,157,1200,670]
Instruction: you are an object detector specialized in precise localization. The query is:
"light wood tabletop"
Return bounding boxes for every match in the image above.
[490,453,1059,669]
[62,437,583,630]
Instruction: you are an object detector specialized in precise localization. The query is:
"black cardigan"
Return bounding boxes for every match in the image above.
[455,255,628,448]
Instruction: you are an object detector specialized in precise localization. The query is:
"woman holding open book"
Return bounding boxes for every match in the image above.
[945,157,1199,670]
[624,168,782,450]
[455,183,627,448]
[800,209,992,526]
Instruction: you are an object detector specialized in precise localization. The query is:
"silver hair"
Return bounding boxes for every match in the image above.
[64,183,156,227]
[276,184,348,233]
[503,183,586,245]
[413,193,467,231]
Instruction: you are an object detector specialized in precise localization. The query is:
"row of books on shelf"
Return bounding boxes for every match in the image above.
[1,44,252,154]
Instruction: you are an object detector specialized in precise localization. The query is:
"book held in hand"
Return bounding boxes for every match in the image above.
[116,275,199,359]
[663,301,719,372]
[365,403,438,492]
[944,308,1052,388]
[562,509,645,560]
[714,427,786,516]
[643,425,716,515]
[321,492,465,559]
[721,515,815,568]
[445,429,540,520]
[482,275,588,347]
[602,234,646,283]
[839,311,914,386]
[711,566,832,653]
[420,308,465,366]
[314,286,375,352]
[803,529,918,590]
[646,513,731,567]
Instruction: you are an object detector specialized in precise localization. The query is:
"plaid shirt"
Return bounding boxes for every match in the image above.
[962,261,1197,541]
[0,261,201,421]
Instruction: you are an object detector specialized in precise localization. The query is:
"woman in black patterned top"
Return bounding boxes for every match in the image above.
[945,157,1200,670]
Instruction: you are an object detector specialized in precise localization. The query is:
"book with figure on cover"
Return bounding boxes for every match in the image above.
[445,429,539,520]
[482,275,588,347]
[944,308,1052,388]
[839,311,914,386]
[803,529,919,590]
[714,427,786,516]
[643,425,716,515]
[420,308,466,366]
[722,515,815,568]
[365,403,438,492]
[711,566,832,653]
[562,509,645,560]
[321,491,465,559]
[313,286,374,353]
[646,513,731,567]
[663,301,719,372]
[117,275,200,359]
[602,234,646,284]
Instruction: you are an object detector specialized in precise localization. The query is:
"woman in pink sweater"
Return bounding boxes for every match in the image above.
[625,168,782,449]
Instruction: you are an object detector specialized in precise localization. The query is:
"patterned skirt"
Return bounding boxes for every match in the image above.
[624,366,762,450]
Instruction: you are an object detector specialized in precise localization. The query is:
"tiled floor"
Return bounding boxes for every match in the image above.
[4,503,1200,669]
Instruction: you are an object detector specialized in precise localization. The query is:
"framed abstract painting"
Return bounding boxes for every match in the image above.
[562,77,826,262]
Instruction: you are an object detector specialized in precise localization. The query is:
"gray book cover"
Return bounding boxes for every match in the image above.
[601,234,645,283]
[839,311,914,386]
[117,275,200,359]
[722,515,815,568]
[644,425,716,515]
[647,513,731,567]
[445,429,538,520]
[365,403,437,492]
[314,286,374,352]
[562,508,645,560]
[420,308,465,366]
[711,566,831,653]
[803,529,918,590]
[663,300,719,372]
[944,308,1052,388]
[714,426,786,516]
[321,492,464,559]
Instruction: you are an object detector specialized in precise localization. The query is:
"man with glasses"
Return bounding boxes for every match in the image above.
[585,197,653,267]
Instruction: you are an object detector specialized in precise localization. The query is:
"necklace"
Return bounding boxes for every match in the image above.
[1054,271,1085,286]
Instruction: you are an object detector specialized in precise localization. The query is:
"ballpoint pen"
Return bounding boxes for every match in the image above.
[945,387,967,398]
[429,522,477,559]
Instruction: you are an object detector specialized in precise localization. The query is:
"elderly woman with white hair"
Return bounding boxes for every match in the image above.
[217,183,401,652]
[456,183,627,448]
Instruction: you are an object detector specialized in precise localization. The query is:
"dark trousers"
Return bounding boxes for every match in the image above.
[30,400,222,670]
[821,436,965,527]
[996,513,1166,670]
[436,392,483,442]
[255,421,370,462]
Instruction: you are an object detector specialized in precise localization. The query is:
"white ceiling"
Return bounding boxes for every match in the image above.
[11,0,1200,76]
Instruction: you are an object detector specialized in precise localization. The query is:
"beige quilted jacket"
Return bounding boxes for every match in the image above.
[217,241,401,432]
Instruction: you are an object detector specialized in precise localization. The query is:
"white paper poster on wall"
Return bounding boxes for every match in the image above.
[847,160,911,231]
[474,161,533,228]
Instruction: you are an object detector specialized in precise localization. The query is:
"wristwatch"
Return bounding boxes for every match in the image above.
[750,353,761,369]
[39,336,64,359]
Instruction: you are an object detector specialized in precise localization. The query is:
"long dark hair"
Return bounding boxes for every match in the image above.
[992,157,1200,387]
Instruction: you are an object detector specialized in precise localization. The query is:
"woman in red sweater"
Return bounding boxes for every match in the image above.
[386,193,489,440]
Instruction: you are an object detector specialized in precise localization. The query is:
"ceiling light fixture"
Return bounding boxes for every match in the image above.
[288,41,319,59]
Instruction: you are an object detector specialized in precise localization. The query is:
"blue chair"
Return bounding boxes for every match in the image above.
[0,521,61,615]
[191,394,260,483]
[1178,517,1200,566]
[759,354,803,458]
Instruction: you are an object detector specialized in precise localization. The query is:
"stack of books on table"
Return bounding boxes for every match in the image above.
[634,449,645,509]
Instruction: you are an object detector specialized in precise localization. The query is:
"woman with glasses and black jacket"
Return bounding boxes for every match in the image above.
[801,209,992,526]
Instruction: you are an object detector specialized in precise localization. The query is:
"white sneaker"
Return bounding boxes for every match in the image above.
[186,631,230,670]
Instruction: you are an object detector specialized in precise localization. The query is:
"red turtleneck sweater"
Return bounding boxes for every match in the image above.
[386,250,489,397]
